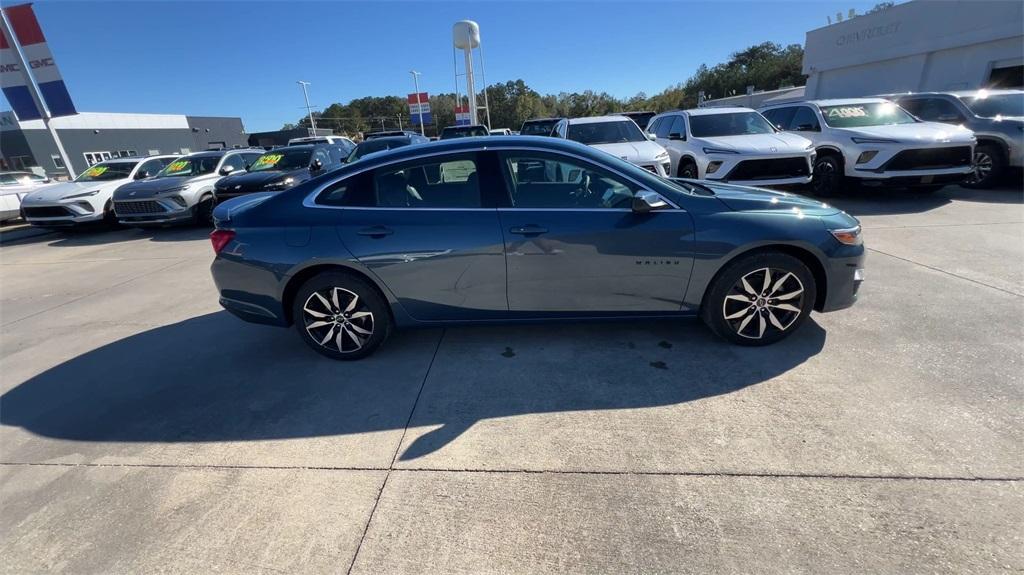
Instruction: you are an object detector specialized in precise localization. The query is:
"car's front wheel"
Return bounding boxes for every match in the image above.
[678,159,698,179]
[964,143,1005,189]
[811,155,843,197]
[702,251,816,346]
[292,272,391,360]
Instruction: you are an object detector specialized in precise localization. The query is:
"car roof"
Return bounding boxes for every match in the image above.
[523,117,563,123]
[682,107,757,116]
[889,89,1024,98]
[443,124,487,129]
[804,98,890,107]
[357,135,414,144]
[565,115,632,124]
[335,136,601,172]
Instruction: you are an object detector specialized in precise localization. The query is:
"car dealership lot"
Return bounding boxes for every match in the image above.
[1,184,1021,573]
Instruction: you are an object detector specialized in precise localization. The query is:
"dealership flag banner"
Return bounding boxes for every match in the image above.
[454,104,471,126]
[0,3,76,120]
[407,92,432,125]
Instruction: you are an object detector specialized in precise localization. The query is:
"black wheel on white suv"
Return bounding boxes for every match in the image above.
[964,143,1005,189]
[678,159,698,179]
[811,154,844,197]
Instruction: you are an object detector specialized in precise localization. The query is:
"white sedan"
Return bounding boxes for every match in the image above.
[0,171,51,222]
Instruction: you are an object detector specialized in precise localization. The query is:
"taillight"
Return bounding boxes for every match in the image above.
[210,229,236,254]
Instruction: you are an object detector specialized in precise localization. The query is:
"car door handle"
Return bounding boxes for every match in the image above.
[356,226,393,237]
[509,225,548,236]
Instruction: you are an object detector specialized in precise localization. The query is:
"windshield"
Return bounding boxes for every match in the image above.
[520,120,558,136]
[156,156,219,178]
[74,162,138,182]
[249,150,312,172]
[689,112,776,137]
[441,126,488,139]
[566,121,646,145]
[347,140,410,162]
[820,102,916,128]
[960,93,1024,118]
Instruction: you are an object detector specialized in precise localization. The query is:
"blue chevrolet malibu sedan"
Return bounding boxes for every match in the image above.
[210,136,864,360]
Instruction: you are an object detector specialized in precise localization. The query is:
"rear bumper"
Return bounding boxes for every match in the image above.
[212,256,289,327]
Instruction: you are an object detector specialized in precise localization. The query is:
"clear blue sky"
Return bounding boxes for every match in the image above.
[12,0,885,131]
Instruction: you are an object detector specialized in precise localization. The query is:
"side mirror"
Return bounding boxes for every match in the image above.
[646,132,656,141]
[135,170,151,180]
[632,190,670,213]
[219,165,236,176]
[668,132,684,141]
[310,158,323,171]
[795,124,817,132]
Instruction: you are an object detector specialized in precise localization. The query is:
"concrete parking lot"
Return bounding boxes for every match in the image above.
[1,184,1021,574]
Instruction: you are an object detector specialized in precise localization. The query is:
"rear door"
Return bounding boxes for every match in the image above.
[331,151,507,320]
[496,150,695,313]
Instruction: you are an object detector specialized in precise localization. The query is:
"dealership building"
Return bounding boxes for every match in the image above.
[0,111,249,178]
[704,0,1023,108]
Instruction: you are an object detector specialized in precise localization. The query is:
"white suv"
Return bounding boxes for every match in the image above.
[21,156,177,227]
[648,107,815,186]
[761,98,976,195]
[553,115,671,176]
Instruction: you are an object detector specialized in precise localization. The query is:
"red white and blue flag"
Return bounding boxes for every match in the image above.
[1,3,77,120]
[407,92,431,125]
[454,104,471,126]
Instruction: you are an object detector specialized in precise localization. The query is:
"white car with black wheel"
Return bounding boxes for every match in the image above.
[647,107,815,186]
[21,156,176,228]
[0,171,51,222]
[761,98,976,196]
[553,115,671,176]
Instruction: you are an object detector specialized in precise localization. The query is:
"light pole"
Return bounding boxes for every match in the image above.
[296,81,317,134]
[409,70,426,136]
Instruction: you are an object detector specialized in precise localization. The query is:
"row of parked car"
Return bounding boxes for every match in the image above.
[517,89,1022,196]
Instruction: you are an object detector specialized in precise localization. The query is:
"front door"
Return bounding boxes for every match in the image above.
[333,152,507,321]
[496,151,695,313]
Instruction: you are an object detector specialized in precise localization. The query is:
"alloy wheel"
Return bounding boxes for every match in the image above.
[302,287,375,354]
[969,151,993,184]
[812,160,836,195]
[721,267,805,340]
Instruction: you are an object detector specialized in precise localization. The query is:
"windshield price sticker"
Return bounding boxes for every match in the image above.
[827,106,868,119]
[166,160,190,173]
[254,154,283,168]
[84,166,108,177]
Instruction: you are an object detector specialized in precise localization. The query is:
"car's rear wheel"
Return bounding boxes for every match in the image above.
[292,272,391,360]
[702,252,816,346]
[193,194,214,226]
[678,158,698,179]
[811,154,843,197]
[964,143,1005,189]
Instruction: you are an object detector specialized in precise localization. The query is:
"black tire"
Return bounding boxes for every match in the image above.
[291,272,391,360]
[192,194,214,226]
[701,251,816,346]
[811,154,844,197]
[964,143,1005,189]
[677,158,698,179]
[102,200,123,228]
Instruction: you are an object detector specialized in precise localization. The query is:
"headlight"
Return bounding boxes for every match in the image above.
[63,190,100,199]
[851,137,898,144]
[804,143,814,151]
[263,177,295,190]
[654,152,669,161]
[830,225,862,246]
[703,147,739,154]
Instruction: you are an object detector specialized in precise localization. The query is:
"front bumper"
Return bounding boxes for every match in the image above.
[21,198,106,226]
[634,161,671,177]
[114,197,194,225]
[820,247,866,312]
[701,153,814,186]
[845,142,974,180]
[1,193,26,222]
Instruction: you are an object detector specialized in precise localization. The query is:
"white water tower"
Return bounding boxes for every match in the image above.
[452,20,490,127]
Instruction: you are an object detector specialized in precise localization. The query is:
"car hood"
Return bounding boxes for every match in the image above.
[696,132,812,153]
[697,180,841,216]
[591,140,667,162]
[23,180,124,201]
[113,176,200,199]
[1,182,50,197]
[837,122,975,143]
[218,169,304,189]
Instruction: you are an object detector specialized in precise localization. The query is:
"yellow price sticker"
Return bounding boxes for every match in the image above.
[84,165,108,177]
[166,160,189,172]
[254,154,282,168]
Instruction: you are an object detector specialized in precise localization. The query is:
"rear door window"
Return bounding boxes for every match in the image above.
[372,153,482,208]
[654,116,674,138]
[788,106,820,131]
[763,107,797,131]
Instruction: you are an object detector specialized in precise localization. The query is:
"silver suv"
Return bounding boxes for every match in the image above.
[889,90,1023,188]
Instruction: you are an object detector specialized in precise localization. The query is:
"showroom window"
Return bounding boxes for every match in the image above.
[500,152,638,209]
[83,151,112,166]
[51,155,66,169]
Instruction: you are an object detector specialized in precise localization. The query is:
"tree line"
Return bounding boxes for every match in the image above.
[283,41,805,136]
